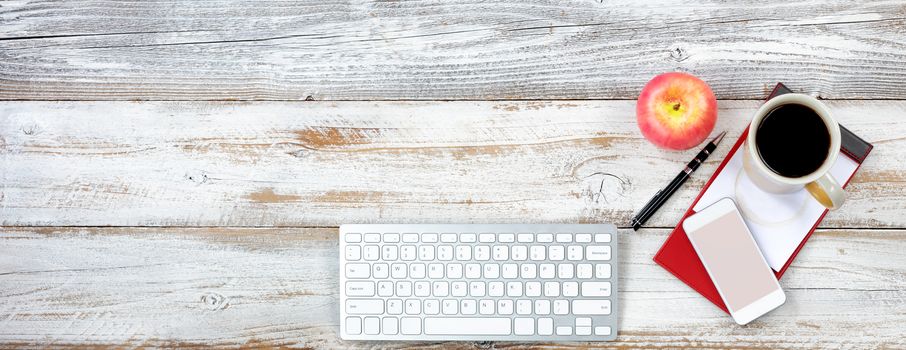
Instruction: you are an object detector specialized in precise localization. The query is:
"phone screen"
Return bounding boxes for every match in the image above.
[689,210,779,312]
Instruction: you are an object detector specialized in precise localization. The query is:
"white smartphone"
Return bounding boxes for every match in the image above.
[683,197,786,325]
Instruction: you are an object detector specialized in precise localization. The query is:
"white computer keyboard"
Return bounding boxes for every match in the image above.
[339,224,618,341]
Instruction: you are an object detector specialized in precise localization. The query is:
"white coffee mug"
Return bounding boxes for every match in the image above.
[743,93,845,210]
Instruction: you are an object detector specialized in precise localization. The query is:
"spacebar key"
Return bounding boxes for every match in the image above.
[424,318,512,335]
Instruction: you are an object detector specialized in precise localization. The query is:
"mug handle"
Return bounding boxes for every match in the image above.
[805,173,845,210]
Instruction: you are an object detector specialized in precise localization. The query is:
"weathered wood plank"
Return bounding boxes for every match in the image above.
[1,100,902,228]
[0,227,903,348]
[2,0,906,100]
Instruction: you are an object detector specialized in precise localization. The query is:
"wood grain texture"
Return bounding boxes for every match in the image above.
[1,100,903,228]
[3,0,906,100]
[0,227,903,348]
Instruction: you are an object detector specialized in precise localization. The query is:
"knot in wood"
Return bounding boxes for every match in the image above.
[201,292,229,311]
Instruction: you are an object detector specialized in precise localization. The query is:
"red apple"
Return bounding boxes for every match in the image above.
[636,72,717,150]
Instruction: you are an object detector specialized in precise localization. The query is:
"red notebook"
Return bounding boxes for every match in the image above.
[653,83,874,313]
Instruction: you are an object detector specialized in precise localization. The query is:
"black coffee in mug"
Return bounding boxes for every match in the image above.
[755,103,831,178]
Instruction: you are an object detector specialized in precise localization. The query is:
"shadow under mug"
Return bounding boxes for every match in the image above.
[742,93,845,210]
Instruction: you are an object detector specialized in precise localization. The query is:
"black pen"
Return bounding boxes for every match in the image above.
[630,131,726,231]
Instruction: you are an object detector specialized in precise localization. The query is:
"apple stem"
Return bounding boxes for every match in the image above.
[672,103,681,111]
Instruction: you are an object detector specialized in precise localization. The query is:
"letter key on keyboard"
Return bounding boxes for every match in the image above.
[340,224,618,341]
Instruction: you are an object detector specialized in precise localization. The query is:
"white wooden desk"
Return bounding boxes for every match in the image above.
[1,1,905,348]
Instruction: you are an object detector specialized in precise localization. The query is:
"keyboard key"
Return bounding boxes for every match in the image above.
[556,326,572,336]
[402,233,419,243]
[497,299,513,314]
[521,264,537,279]
[530,246,546,260]
[512,245,527,261]
[576,234,592,243]
[400,246,416,261]
[595,233,612,242]
[452,281,467,297]
[538,318,554,335]
[409,263,426,278]
[549,246,564,260]
[438,246,454,261]
[539,263,555,278]
[422,233,438,243]
[345,246,361,260]
[577,263,593,279]
[364,233,381,243]
[556,234,572,243]
[567,245,583,260]
[534,299,550,314]
[433,281,449,297]
[514,318,534,335]
[479,233,495,243]
[461,299,477,314]
[346,281,375,296]
[428,263,444,278]
[576,326,591,335]
[363,245,379,260]
[576,317,592,327]
[364,316,380,335]
[347,299,383,314]
[377,281,393,297]
[563,282,579,297]
[488,282,504,297]
[424,318,511,335]
[581,282,612,297]
[558,264,574,278]
[405,299,421,314]
[396,281,412,297]
[441,233,457,243]
[544,282,560,297]
[537,234,554,243]
[345,263,370,278]
[470,282,486,297]
[493,246,509,260]
[442,299,458,314]
[465,263,481,278]
[517,233,534,243]
[346,317,361,335]
[373,263,389,279]
[516,299,532,315]
[586,246,611,261]
[553,300,569,315]
[483,264,500,279]
[401,317,421,335]
[383,317,398,335]
[391,263,407,279]
[461,233,477,243]
[595,326,612,335]
[383,233,400,243]
[414,281,430,297]
[345,233,362,243]
[456,246,471,260]
[387,299,403,315]
[499,233,515,243]
[382,245,398,260]
[447,264,463,279]
[595,263,612,278]
[507,281,523,297]
[475,246,490,260]
[424,299,439,314]
[479,299,495,314]
[502,263,518,279]
[525,281,541,297]
[573,300,611,315]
